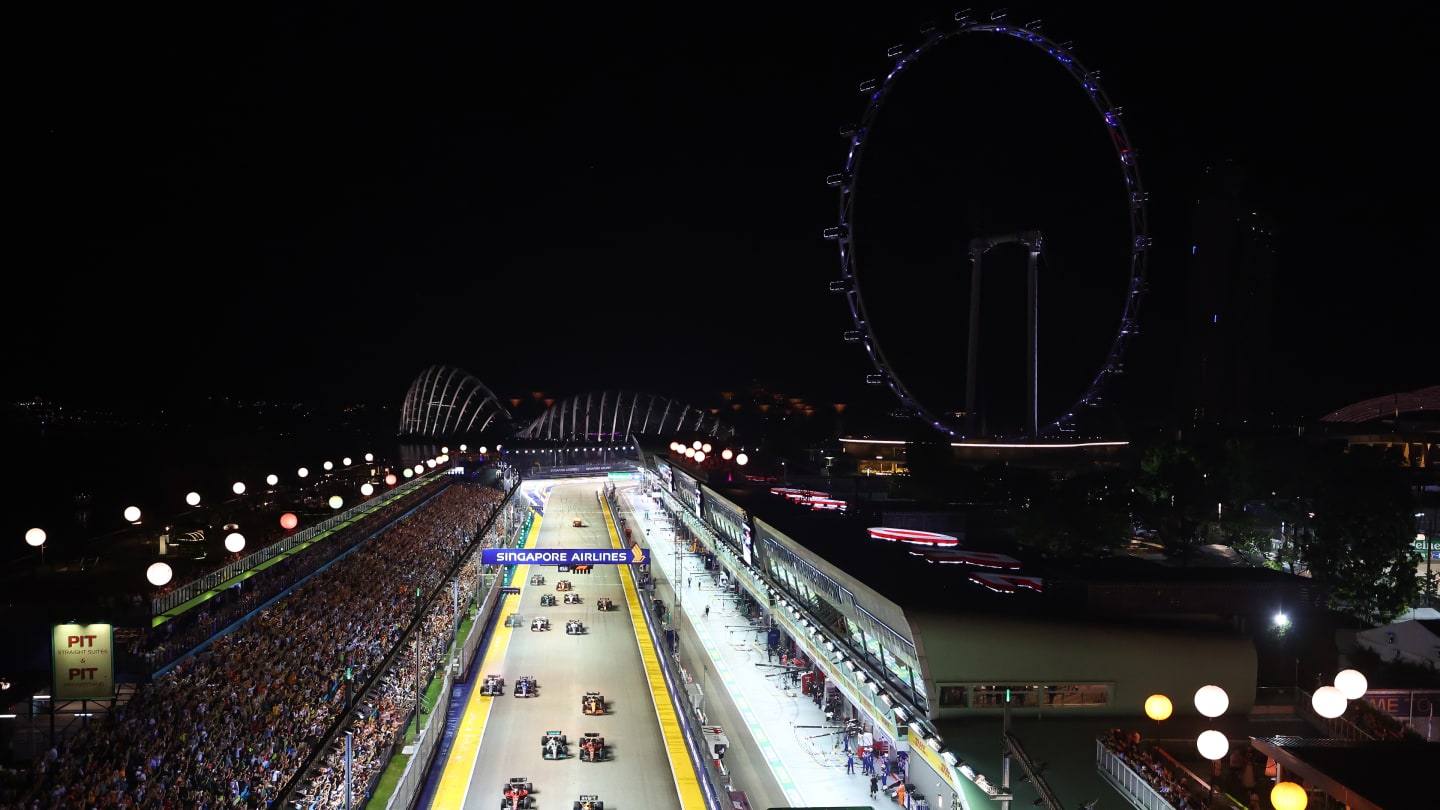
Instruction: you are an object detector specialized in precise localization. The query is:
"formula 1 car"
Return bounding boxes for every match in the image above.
[596,597,617,612]
[540,593,557,607]
[530,574,545,586]
[556,580,573,591]
[563,592,582,605]
[572,519,586,528]
[480,674,506,696]
[502,778,534,810]
[578,733,609,762]
[531,617,551,632]
[514,676,537,698]
[541,731,569,760]
[565,619,586,635]
[581,692,607,716]
[574,795,603,810]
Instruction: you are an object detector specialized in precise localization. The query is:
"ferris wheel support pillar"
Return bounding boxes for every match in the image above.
[964,230,1043,437]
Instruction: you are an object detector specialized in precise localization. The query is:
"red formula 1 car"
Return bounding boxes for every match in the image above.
[578,732,610,762]
[502,778,534,810]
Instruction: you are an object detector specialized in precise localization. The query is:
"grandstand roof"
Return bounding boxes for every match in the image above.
[1319,385,1440,424]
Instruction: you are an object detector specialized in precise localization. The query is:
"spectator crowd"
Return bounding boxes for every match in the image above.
[2,480,506,810]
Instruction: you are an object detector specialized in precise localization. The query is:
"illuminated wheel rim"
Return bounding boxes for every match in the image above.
[826,12,1150,440]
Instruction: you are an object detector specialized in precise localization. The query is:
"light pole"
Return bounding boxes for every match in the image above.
[1197,729,1229,808]
[25,528,46,567]
[1417,511,1434,606]
[1194,685,1230,808]
[414,585,423,736]
[1144,693,1172,741]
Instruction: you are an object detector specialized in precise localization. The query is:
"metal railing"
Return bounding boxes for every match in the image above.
[1095,738,1183,810]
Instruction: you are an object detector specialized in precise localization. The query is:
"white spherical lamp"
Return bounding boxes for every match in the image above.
[1334,669,1368,700]
[328,495,344,510]
[1196,729,1229,761]
[224,532,246,553]
[185,491,201,507]
[360,483,374,497]
[722,448,733,460]
[323,461,334,471]
[266,474,279,486]
[736,453,748,466]
[297,467,310,479]
[694,451,706,463]
[146,562,173,587]
[343,457,353,467]
[26,528,47,547]
[232,481,246,496]
[478,447,487,455]
[413,464,424,475]
[1311,685,1347,719]
[124,506,142,523]
[1194,685,1229,718]
[365,452,374,462]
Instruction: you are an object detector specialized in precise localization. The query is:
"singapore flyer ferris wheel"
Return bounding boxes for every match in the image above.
[824,9,1150,442]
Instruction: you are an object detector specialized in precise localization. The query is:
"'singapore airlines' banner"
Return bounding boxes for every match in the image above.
[52,623,115,700]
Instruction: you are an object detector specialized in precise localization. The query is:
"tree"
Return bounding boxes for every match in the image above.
[1132,440,1212,565]
[1014,471,1129,559]
[1303,446,1422,623]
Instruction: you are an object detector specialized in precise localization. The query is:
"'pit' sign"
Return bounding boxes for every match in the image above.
[52,623,114,700]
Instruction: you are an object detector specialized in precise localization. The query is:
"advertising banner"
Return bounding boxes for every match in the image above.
[52,623,114,700]
[907,726,958,794]
[481,547,647,565]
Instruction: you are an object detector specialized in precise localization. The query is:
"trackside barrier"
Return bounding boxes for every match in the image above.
[602,488,724,810]
[381,484,529,810]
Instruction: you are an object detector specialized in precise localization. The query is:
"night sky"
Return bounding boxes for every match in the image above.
[15,2,1437,426]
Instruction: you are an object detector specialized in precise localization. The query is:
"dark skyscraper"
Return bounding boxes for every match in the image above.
[1180,159,1280,428]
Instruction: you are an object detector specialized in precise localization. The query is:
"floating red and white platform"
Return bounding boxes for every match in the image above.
[915,549,1022,569]
[866,527,960,546]
[771,487,828,500]
[772,487,847,511]
[969,572,1045,594]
